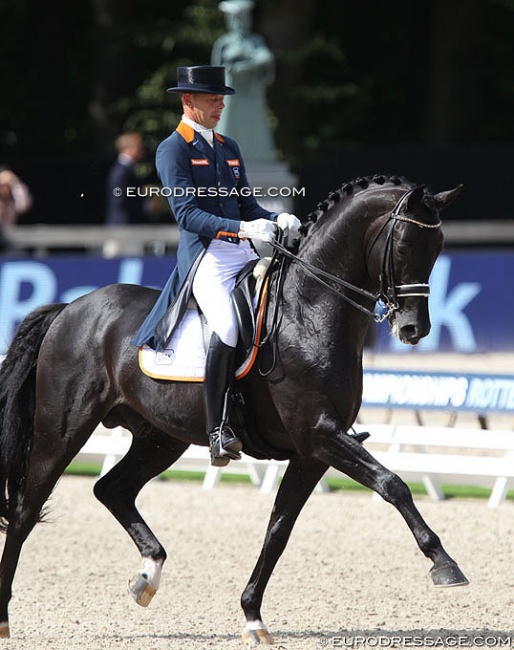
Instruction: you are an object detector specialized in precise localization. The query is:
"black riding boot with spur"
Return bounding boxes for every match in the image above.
[204,332,243,467]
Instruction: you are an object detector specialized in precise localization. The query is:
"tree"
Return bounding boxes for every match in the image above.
[1,0,514,165]
[425,0,488,143]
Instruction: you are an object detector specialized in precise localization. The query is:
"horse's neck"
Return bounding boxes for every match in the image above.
[301,206,370,290]
[281,250,371,358]
[281,204,375,353]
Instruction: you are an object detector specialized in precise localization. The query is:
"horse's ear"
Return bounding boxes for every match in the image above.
[406,185,425,211]
[433,184,463,211]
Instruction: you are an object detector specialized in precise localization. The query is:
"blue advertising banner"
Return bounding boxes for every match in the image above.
[0,250,513,355]
[0,256,175,355]
[363,369,514,413]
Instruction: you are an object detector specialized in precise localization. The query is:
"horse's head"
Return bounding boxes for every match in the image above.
[365,183,462,345]
[293,176,462,347]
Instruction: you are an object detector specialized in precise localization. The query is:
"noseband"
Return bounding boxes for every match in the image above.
[269,187,441,322]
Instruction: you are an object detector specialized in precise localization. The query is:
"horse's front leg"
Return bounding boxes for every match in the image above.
[93,433,189,607]
[313,422,469,587]
[240,457,328,646]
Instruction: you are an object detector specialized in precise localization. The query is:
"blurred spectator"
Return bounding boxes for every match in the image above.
[105,132,147,224]
[0,166,33,253]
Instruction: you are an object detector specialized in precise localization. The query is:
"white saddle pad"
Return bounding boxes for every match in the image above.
[138,307,256,382]
[138,260,272,382]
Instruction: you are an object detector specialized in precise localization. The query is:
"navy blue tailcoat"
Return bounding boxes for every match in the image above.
[131,121,276,349]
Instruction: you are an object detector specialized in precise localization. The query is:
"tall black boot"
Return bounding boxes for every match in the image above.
[204,332,243,467]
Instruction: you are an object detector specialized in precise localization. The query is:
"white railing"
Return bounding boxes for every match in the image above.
[7,224,180,257]
[75,422,514,507]
[7,221,514,257]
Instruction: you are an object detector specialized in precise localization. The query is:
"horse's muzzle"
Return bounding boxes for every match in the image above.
[397,322,430,345]
[390,307,431,345]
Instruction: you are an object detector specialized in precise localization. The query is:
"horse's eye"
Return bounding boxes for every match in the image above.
[395,242,410,259]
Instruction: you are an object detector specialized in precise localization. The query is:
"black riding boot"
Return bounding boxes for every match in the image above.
[204,333,243,467]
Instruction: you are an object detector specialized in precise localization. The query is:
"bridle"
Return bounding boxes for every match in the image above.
[374,188,441,318]
[269,187,442,323]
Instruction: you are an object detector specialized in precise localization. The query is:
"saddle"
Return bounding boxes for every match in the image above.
[155,256,272,365]
[232,259,270,362]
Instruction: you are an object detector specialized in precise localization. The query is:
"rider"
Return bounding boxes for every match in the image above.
[131,65,301,467]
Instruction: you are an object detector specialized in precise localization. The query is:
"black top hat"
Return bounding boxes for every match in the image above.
[166,66,235,95]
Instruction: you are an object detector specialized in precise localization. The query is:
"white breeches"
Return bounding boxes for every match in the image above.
[192,238,258,347]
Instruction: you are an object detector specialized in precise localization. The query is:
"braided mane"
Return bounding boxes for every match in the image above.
[302,174,412,232]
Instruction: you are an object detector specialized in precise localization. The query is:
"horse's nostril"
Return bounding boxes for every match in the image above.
[400,324,420,343]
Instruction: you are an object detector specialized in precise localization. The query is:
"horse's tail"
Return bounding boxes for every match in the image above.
[0,302,66,530]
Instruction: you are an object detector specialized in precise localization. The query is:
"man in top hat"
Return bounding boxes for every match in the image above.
[131,65,301,466]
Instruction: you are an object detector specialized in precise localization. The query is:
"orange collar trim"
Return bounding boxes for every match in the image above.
[176,122,224,145]
[176,121,195,143]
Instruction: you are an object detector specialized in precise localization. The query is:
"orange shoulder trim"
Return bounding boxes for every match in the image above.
[176,121,195,143]
[214,132,225,143]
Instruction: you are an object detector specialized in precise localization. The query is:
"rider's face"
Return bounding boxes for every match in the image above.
[182,93,225,129]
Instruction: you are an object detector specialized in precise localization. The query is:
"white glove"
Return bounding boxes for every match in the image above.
[238,218,277,244]
[276,213,301,239]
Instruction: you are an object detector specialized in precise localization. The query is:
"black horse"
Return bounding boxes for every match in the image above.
[0,175,467,644]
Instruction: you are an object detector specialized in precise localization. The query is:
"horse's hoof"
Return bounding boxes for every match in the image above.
[128,573,157,607]
[430,563,469,587]
[242,622,274,646]
[0,622,9,638]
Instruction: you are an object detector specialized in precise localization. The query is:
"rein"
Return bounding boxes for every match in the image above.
[269,188,441,323]
[269,239,382,319]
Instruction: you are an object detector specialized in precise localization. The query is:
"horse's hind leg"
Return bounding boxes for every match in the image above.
[0,515,43,637]
[93,433,189,607]
[240,457,328,646]
[0,522,34,637]
[0,435,85,637]
[314,431,469,587]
